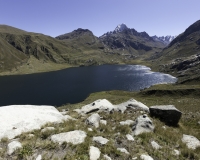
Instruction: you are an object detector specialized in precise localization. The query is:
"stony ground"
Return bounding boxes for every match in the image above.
[0,87,200,160]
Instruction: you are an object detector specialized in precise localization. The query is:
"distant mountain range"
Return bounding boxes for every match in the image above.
[0,20,200,83]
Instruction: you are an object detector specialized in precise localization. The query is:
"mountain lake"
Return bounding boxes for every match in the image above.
[0,65,177,107]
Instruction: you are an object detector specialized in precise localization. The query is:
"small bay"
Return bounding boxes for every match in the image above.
[0,65,177,107]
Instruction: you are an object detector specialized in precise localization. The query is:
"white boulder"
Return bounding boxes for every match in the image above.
[93,136,109,145]
[0,105,65,139]
[132,114,154,135]
[51,130,87,145]
[86,113,101,128]
[126,134,134,141]
[140,154,154,160]
[117,148,129,154]
[182,134,200,149]
[7,141,22,155]
[172,149,180,156]
[89,146,101,160]
[120,120,134,125]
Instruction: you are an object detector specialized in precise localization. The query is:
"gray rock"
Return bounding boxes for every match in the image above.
[151,141,161,150]
[132,114,154,135]
[86,113,100,128]
[117,148,129,154]
[182,134,200,149]
[140,154,154,160]
[126,134,134,141]
[51,130,87,145]
[88,128,93,131]
[89,146,101,160]
[149,105,181,125]
[103,154,112,160]
[64,115,77,121]
[120,120,134,125]
[7,141,22,155]
[93,136,109,145]
[41,127,55,133]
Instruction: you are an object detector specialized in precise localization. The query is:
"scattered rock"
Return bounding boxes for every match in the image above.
[151,141,161,150]
[64,115,77,121]
[41,127,55,133]
[60,111,68,115]
[172,149,180,156]
[28,134,34,138]
[88,128,93,131]
[103,154,112,160]
[126,134,134,141]
[149,105,182,125]
[132,157,137,160]
[89,146,101,160]
[0,105,65,139]
[132,114,154,135]
[36,155,42,160]
[86,113,100,128]
[93,136,109,145]
[7,141,22,155]
[182,134,200,149]
[120,120,134,125]
[117,148,129,154]
[140,154,154,160]
[51,130,87,145]
[100,120,107,125]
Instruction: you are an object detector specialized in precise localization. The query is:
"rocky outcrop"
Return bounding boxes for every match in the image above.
[7,141,22,155]
[89,146,101,160]
[0,105,66,140]
[149,105,182,125]
[51,130,87,145]
[132,114,154,135]
[74,99,149,114]
[86,113,101,128]
[182,134,200,150]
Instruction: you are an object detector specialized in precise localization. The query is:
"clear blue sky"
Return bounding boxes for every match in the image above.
[0,0,200,37]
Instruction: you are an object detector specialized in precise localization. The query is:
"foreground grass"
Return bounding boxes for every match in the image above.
[0,84,199,159]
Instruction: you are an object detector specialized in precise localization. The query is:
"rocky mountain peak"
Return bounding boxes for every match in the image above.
[152,35,176,45]
[114,23,128,32]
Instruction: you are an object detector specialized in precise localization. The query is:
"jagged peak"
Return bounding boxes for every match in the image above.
[114,23,128,32]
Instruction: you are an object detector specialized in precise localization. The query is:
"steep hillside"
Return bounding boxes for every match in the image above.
[153,20,200,84]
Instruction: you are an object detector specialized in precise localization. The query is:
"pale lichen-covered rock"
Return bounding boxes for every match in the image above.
[149,105,181,125]
[0,105,65,139]
[132,114,154,135]
[86,113,100,128]
[126,134,134,141]
[140,154,154,160]
[172,149,180,156]
[7,141,22,155]
[63,115,77,121]
[120,120,134,125]
[74,99,149,114]
[182,134,200,149]
[51,130,87,145]
[93,136,109,145]
[151,141,162,150]
[89,146,101,160]
[41,127,55,133]
[117,148,129,154]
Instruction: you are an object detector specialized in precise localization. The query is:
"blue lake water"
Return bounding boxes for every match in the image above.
[0,65,177,106]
